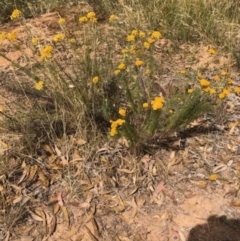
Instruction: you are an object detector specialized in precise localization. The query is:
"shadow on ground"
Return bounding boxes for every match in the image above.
[188,215,240,241]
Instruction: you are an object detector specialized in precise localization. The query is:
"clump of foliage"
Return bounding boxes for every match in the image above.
[0,7,239,153]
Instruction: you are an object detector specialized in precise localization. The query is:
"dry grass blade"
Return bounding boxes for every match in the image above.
[60,205,70,228]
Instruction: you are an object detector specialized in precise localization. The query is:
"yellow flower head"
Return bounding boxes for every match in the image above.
[131,30,138,36]
[0,32,7,39]
[151,31,161,39]
[234,86,240,93]
[221,70,228,76]
[89,17,97,23]
[87,12,96,19]
[188,88,194,94]
[180,70,186,75]
[143,41,150,49]
[197,72,202,78]
[200,79,210,88]
[202,87,210,92]
[92,76,99,84]
[10,9,21,20]
[117,63,126,70]
[209,89,216,95]
[151,96,164,110]
[35,80,44,90]
[121,48,128,54]
[40,45,53,61]
[31,37,39,45]
[109,14,117,22]
[110,127,118,136]
[227,78,233,85]
[69,38,76,44]
[118,108,126,117]
[145,68,151,75]
[139,31,146,38]
[127,34,135,42]
[142,102,149,108]
[218,92,226,99]
[147,38,155,44]
[209,174,217,181]
[110,119,125,136]
[223,88,230,96]
[115,119,125,126]
[129,45,136,54]
[53,33,64,42]
[114,69,121,75]
[169,109,174,114]
[135,59,144,67]
[7,32,16,41]
[79,16,88,23]
[213,75,220,81]
[208,48,216,55]
[58,18,66,25]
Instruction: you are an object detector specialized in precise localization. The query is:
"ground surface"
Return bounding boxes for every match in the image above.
[0,6,240,241]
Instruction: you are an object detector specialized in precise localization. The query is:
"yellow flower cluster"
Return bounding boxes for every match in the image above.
[234,87,240,93]
[151,96,165,110]
[79,12,97,23]
[180,70,186,75]
[197,72,202,78]
[143,42,150,49]
[0,31,18,42]
[110,119,125,136]
[7,32,16,42]
[53,33,65,42]
[227,78,233,85]
[208,48,216,55]
[199,78,217,94]
[151,31,162,39]
[40,45,53,61]
[221,70,228,76]
[199,79,210,88]
[213,75,220,81]
[209,89,216,95]
[114,62,126,75]
[209,174,217,181]
[118,108,126,117]
[135,59,144,67]
[218,87,230,99]
[10,9,21,20]
[92,76,99,84]
[199,78,212,92]
[127,34,135,42]
[198,71,235,99]
[58,18,66,25]
[69,38,76,44]
[142,102,149,108]
[79,16,87,23]
[0,32,7,40]
[34,80,44,90]
[126,30,161,44]
[109,14,117,22]
[31,37,39,45]
[145,68,151,75]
